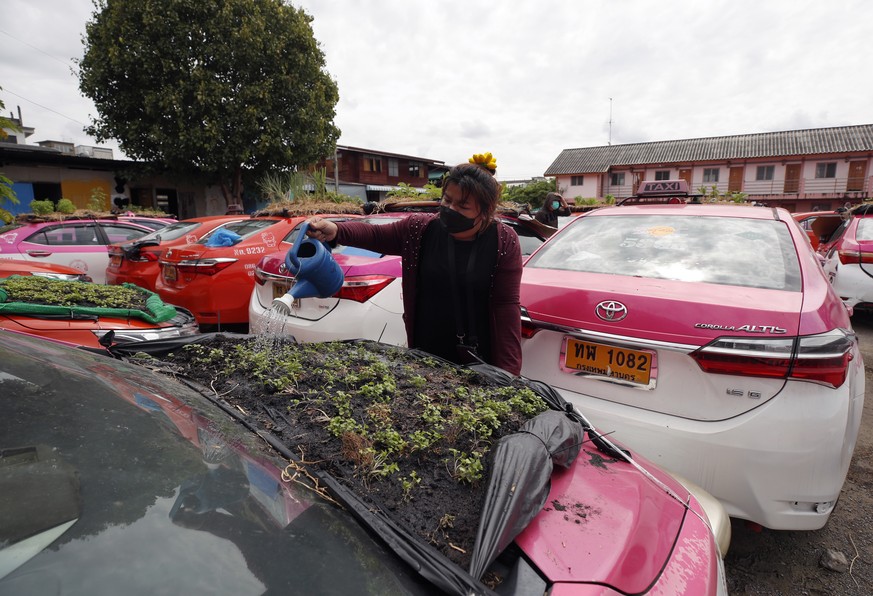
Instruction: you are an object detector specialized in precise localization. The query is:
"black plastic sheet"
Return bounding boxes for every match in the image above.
[468,410,583,579]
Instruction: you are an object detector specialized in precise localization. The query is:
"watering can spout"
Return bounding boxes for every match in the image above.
[271,222,344,313]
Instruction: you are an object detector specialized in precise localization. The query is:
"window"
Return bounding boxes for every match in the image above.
[363,155,382,173]
[655,170,671,180]
[34,223,100,246]
[703,168,720,183]
[815,162,837,179]
[610,173,625,186]
[525,214,801,291]
[388,158,398,177]
[408,161,422,177]
[756,166,775,181]
[571,175,584,186]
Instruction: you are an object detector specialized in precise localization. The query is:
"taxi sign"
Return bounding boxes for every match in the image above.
[636,179,689,196]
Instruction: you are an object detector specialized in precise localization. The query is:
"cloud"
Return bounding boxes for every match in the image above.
[2,0,872,180]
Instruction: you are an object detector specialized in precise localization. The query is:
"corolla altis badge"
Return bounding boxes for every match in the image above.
[694,323,787,334]
[595,300,628,322]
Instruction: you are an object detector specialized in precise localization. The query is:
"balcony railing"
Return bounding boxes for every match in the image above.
[604,177,870,199]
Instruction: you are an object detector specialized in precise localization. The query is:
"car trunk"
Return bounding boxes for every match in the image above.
[521,268,802,420]
[260,252,400,322]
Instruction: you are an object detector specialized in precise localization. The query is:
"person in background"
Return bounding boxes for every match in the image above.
[305,153,523,375]
[534,192,571,228]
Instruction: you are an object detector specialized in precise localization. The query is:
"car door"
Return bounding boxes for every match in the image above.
[18,222,148,284]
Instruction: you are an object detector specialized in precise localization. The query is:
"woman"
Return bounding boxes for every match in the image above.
[534,192,571,228]
[306,158,523,375]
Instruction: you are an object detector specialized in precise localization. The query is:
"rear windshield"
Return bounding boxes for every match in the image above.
[855,218,873,241]
[137,221,203,242]
[526,213,802,291]
[198,218,277,243]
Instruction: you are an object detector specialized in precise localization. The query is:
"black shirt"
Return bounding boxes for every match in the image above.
[414,220,498,365]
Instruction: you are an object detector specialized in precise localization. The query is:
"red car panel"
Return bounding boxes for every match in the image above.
[107,215,246,291]
[155,214,360,327]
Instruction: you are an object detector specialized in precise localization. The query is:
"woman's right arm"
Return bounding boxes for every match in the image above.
[307,216,410,255]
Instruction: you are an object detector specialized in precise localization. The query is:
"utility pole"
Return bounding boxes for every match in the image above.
[608,98,613,146]
[334,147,339,194]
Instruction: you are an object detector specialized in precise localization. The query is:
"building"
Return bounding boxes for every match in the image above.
[1,114,451,217]
[546,124,873,212]
[317,145,448,202]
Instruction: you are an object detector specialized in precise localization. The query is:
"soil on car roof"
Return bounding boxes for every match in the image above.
[130,334,553,571]
[724,310,873,595]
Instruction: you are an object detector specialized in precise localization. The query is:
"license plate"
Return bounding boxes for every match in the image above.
[109,255,122,268]
[162,265,177,283]
[562,337,655,386]
[272,281,291,299]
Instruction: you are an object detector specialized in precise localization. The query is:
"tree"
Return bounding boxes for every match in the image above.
[78,0,340,206]
[0,90,20,222]
[501,179,557,209]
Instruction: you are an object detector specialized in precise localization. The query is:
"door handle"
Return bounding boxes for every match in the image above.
[26,250,53,257]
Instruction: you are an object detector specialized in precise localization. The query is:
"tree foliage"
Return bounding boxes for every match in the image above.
[501,178,557,209]
[78,0,340,203]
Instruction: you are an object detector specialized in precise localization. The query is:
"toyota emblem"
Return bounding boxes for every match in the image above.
[594,300,628,322]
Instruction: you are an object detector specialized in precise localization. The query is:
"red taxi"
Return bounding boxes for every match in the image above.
[155,213,360,329]
[107,215,246,291]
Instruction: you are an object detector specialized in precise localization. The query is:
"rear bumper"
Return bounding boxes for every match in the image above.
[248,290,407,346]
[548,361,864,530]
[832,264,873,308]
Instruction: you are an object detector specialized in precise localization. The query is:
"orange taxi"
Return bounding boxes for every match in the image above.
[0,261,198,351]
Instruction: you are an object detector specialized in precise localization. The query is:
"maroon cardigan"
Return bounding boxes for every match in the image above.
[335,213,523,375]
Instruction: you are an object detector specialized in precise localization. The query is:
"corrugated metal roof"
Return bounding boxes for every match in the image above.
[545,124,873,176]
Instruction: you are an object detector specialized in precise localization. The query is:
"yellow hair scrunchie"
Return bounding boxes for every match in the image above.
[468,152,497,172]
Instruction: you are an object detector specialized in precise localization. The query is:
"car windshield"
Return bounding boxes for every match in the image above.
[0,334,433,594]
[526,213,802,291]
[136,220,203,242]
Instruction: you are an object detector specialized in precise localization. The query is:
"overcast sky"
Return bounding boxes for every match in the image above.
[2,0,871,180]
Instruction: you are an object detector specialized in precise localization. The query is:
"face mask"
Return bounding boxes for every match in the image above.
[551,201,561,210]
[439,205,477,234]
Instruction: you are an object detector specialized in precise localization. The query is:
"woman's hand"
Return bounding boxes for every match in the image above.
[306,217,338,242]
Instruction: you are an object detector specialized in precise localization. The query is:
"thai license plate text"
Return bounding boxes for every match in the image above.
[562,337,654,386]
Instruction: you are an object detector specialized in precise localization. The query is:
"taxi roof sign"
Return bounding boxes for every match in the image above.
[635,179,690,196]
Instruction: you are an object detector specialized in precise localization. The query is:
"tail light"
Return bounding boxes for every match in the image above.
[520,307,541,339]
[335,275,394,302]
[691,329,855,388]
[838,250,873,265]
[127,249,160,263]
[174,258,237,276]
[254,266,269,286]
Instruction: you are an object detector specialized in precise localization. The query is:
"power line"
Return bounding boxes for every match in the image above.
[0,28,80,72]
[1,88,88,127]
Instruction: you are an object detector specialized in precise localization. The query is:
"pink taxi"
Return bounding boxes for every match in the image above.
[519,199,864,532]
[0,217,153,284]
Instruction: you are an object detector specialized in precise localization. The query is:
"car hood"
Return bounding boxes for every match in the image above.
[522,268,803,345]
[518,447,689,592]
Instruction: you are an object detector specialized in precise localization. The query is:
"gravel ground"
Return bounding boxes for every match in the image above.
[723,311,873,595]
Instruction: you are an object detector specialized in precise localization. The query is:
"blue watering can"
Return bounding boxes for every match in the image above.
[271,221,344,314]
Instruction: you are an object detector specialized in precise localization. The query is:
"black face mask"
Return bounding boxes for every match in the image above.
[439,205,477,234]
